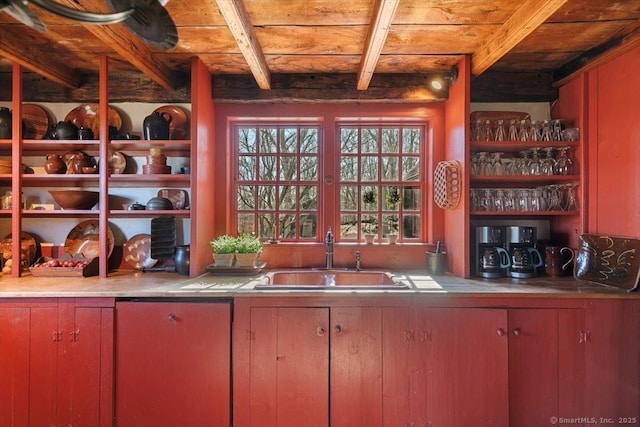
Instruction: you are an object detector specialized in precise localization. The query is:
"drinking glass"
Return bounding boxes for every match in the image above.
[547,185,563,211]
[530,188,545,212]
[494,119,506,142]
[552,119,563,141]
[529,120,541,142]
[491,152,505,176]
[518,119,529,141]
[563,183,580,211]
[528,147,542,176]
[541,120,553,141]
[473,119,485,142]
[493,189,506,212]
[481,189,495,211]
[518,150,531,175]
[484,120,494,141]
[555,146,573,175]
[540,147,556,175]
[517,189,531,212]
[504,189,516,211]
[508,119,518,141]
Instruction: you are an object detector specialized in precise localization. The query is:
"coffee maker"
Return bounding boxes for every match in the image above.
[505,226,544,278]
[475,226,511,278]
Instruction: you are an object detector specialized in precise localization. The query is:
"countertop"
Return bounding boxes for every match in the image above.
[0,269,637,299]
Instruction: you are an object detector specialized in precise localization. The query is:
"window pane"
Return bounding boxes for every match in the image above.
[300,156,318,180]
[361,214,378,235]
[300,185,318,210]
[403,186,421,211]
[362,186,378,211]
[258,185,275,209]
[259,128,277,153]
[258,214,275,238]
[340,214,358,239]
[382,214,399,236]
[279,214,296,239]
[340,128,358,153]
[402,215,421,238]
[361,128,378,153]
[237,185,255,210]
[280,128,298,153]
[383,186,401,210]
[299,214,317,239]
[237,213,255,235]
[402,128,421,153]
[340,156,358,181]
[361,156,378,181]
[382,128,399,153]
[381,156,398,181]
[280,157,297,180]
[238,127,256,153]
[340,185,357,210]
[402,157,420,181]
[278,185,296,210]
[259,156,277,180]
[238,156,256,181]
[301,128,318,153]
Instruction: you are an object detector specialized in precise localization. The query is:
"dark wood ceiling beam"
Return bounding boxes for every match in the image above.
[553,19,640,87]
[212,73,449,103]
[357,0,400,90]
[0,27,81,89]
[471,0,568,76]
[215,0,271,89]
[55,0,178,90]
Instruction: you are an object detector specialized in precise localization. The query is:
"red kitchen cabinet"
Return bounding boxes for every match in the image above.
[508,309,585,427]
[115,300,231,427]
[584,299,640,422]
[382,307,509,427]
[0,298,114,427]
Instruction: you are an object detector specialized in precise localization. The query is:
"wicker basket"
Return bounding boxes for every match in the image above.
[434,160,461,209]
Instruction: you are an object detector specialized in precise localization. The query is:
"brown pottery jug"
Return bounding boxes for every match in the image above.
[143,111,172,140]
[43,154,67,174]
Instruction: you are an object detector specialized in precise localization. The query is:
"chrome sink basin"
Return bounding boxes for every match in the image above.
[254,270,409,290]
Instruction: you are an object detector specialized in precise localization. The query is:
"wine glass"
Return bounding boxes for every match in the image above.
[563,183,580,211]
[518,150,531,176]
[495,119,506,142]
[547,185,563,211]
[541,120,553,141]
[491,152,505,176]
[555,146,573,175]
[508,119,518,141]
[493,189,506,212]
[518,119,529,141]
[529,147,542,176]
[540,147,556,175]
[473,119,485,142]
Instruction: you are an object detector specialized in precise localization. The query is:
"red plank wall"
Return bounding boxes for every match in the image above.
[558,46,640,238]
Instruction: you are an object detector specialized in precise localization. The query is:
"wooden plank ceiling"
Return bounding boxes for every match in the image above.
[0,0,639,102]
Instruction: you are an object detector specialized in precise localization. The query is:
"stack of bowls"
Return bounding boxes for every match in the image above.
[142,147,171,174]
[0,159,11,174]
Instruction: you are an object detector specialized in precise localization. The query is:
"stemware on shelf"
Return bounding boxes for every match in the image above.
[493,189,505,212]
[547,185,563,211]
[541,120,553,141]
[541,147,556,175]
[552,119,564,141]
[508,119,518,141]
[516,189,531,212]
[491,152,505,176]
[529,147,542,176]
[518,119,529,141]
[494,119,506,142]
[555,146,574,175]
[485,120,494,141]
[562,183,580,211]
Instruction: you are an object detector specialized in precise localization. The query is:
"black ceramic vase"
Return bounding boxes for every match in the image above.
[143,111,172,140]
[174,245,190,276]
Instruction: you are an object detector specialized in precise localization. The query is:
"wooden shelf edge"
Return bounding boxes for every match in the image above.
[470,141,579,152]
[470,211,579,216]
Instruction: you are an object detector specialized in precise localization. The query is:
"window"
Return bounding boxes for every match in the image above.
[337,124,425,242]
[233,121,427,243]
[234,124,321,240]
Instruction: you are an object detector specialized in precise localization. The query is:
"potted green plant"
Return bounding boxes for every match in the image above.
[209,234,237,267]
[234,233,263,267]
[362,190,377,243]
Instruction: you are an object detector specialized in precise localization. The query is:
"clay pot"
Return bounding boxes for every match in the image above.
[143,111,172,140]
[63,151,95,174]
[43,154,67,174]
[52,121,79,140]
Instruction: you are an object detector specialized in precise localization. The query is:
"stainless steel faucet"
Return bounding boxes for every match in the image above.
[325,227,333,269]
[355,251,361,271]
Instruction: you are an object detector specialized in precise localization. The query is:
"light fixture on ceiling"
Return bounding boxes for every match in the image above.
[428,68,459,91]
[0,0,177,49]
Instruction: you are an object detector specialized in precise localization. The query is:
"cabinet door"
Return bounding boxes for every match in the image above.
[116,301,231,427]
[0,307,31,426]
[248,307,329,427]
[429,308,509,427]
[28,306,59,427]
[331,307,383,427]
[509,308,585,426]
[585,300,640,420]
[60,305,114,427]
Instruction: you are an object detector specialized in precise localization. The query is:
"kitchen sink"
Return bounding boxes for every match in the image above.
[254,270,409,290]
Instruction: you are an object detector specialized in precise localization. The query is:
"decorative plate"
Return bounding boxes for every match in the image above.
[22,104,50,139]
[107,151,126,174]
[123,233,157,270]
[0,231,37,268]
[153,105,189,140]
[65,104,122,138]
[157,188,188,209]
[64,220,114,259]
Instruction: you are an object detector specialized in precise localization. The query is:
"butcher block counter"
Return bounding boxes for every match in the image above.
[0,269,637,298]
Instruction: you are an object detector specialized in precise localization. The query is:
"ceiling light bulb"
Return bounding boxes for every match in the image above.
[431,80,443,90]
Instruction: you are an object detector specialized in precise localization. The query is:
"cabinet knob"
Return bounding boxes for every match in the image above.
[513,328,521,336]
[334,325,343,334]
[167,313,177,321]
[496,328,505,336]
[316,326,326,336]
